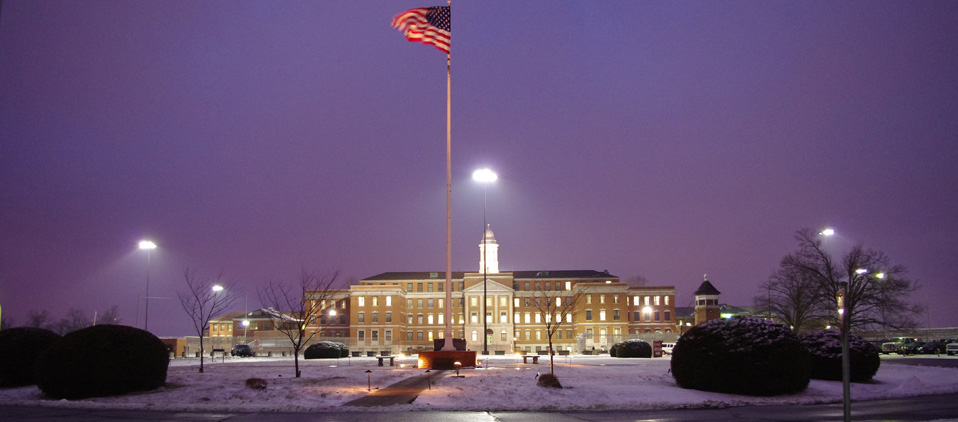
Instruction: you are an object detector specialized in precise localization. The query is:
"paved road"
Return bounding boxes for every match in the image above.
[3,393,958,422]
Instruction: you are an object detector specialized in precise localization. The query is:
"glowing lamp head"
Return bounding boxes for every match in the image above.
[820,228,835,237]
[212,285,224,292]
[138,240,157,250]
[472,168,498,183]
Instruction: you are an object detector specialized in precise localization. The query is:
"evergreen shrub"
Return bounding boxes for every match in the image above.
[0,327,61,387]
[35,325,168,399]
[613,339,653,358]
[801,329,880,382]
[671,316,810,396]
[304,341,349,359]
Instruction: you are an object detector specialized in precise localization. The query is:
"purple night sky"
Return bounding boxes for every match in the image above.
[1,1,956,336]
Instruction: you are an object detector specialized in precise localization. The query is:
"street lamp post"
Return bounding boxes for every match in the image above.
[472,168,497,355]
[328,309,337,341]
[138,240,157,331]
[838,280,851,422]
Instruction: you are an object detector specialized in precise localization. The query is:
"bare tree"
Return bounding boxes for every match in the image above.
[178,268,240,373]
[0,316,14,330]
[53,308,92,335]
[25,309,52,330]
[96,305,121,325]
[259,268,340,378]
[531,285,585,376]
[753,262,830,334]
[780,228,923,332]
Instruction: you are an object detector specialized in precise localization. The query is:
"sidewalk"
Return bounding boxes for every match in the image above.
[343,370,450,407]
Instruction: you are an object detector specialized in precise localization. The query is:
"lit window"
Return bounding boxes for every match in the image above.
[514,298,520,307]
[427,314,434,324]
[654,296,660,306]
[599,310,606,321]
[586,295,592,304]
[524,312,531,323]
[535,313,541,323]
[600,294,605,304]
[358,297,365,307]
[386,296,392,306]
[372,297,378,306]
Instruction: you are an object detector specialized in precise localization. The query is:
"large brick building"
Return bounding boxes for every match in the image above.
[343,227,677,355]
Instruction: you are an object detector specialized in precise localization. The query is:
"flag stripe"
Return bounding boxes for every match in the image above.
[391,7,450,54]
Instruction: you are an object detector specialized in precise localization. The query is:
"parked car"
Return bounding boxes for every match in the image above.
[947,341,958,356]
[918,341,945,355]
[231,344,253,357]
[881,337,915,354]
[899,341,924,355]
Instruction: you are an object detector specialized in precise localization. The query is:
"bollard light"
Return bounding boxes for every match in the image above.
[366,369,372,391]
[425,369,432,390]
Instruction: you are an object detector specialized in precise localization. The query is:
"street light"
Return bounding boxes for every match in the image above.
[138,240,157,331]
[820,228,836,237]
[473,168,497,356]
[837,281,850,422]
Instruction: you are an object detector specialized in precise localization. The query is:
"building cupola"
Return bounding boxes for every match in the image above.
[479,224,499,274]
[694,274,721,325]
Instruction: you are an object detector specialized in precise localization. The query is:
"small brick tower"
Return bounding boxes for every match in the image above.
[693,275,721,325]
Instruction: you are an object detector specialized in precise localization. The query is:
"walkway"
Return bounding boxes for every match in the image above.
[343,370,450,407]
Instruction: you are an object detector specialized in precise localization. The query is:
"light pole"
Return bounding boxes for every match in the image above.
[138,240,157,331]
[838,280,851,422]
[328,309,337,340]
[472,168,497,355]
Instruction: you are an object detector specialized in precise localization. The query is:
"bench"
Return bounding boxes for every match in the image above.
[557,350,570,356]
[377,356,397,367]
[521,355,539,364]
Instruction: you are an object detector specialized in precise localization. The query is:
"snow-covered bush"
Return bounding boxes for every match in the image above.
[0,327,61,387]
[304,341,348,359]
[611,339,652,358]
[671,316,810,396]
[35,325,168,399]
[801,329,880,382]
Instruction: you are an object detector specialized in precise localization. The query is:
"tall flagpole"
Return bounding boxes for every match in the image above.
[441,0,455,352]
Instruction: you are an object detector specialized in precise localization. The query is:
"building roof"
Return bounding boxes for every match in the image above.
[362,272,466,281]
[361,269,616,281]
[694,279,721,296]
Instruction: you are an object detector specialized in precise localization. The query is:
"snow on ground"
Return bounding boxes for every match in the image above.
[2,354,957,412]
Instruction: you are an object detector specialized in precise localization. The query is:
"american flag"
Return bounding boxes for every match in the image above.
[391,6,450,54]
